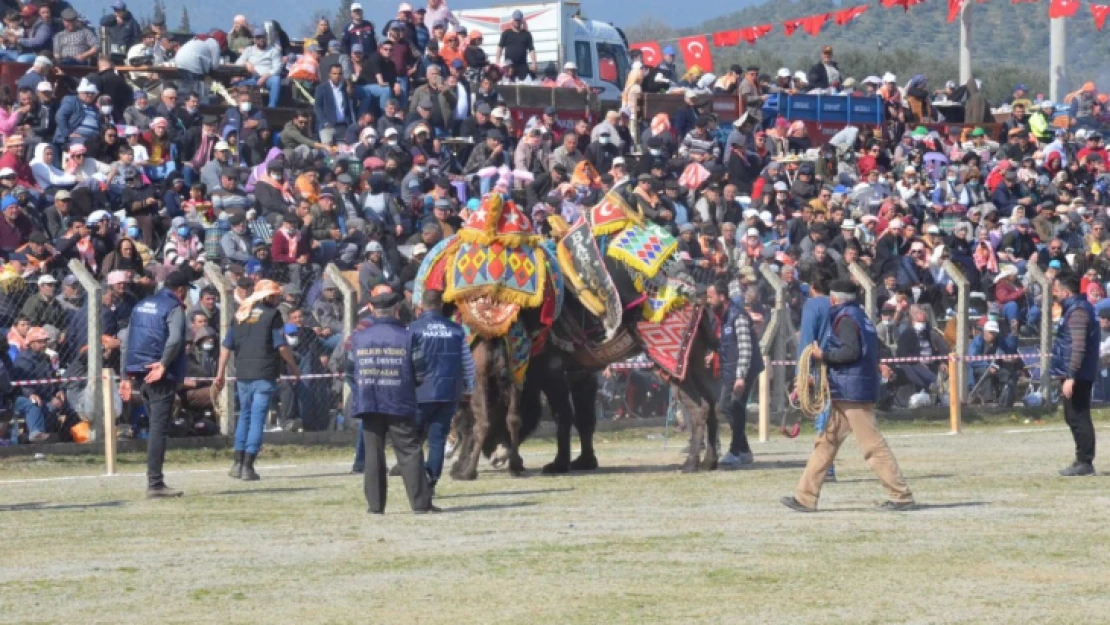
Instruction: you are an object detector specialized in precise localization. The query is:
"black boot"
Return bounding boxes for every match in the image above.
[241,453,261,481]
[228,451,244,479]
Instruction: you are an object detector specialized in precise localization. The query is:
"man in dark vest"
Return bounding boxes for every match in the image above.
[1050,272,1100,476]
[708,279,764,470]
[410,288,473,495]
[782,280,915,513]
[347,289,436,514]
[123,271,191,498]
[214,280,300,481]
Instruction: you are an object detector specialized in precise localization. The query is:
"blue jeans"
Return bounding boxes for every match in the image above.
[354,84,392,118]
[235,379,276,454]
[238,75,282,108]
[1002,301,1026,326]
[418,401,457,484]
[14,396,46,438]
[0,51,35,63]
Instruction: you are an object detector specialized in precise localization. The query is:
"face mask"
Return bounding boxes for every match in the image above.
[599,136,611,145]
[176,226,190,237]
[632,61,642,70]
[649,149,661,156]
[286,336,299,346]
[186,105,197,114]
[947,176,957,183]
[968,180,979,187]
[415,166,426,174]
[239,101,252,113]
[271,171,282,181]
[200,342,214,352]
[913,321,926,332]
[100,106,112,115]
[126,226,139,238]
[385,139,397,146]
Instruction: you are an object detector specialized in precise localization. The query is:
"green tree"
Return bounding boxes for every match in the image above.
[334,0,353,34]
[151,0,166,27]
[177,6,191,34]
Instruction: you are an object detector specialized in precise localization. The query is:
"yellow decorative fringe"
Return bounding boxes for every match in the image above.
[455,227,543,249]
[443,246,547,310]
[641,293,687,324]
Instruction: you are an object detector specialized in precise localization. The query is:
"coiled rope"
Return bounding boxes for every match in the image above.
[796,343,831,418]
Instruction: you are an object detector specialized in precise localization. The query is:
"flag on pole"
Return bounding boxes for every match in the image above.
[677,35,712,71]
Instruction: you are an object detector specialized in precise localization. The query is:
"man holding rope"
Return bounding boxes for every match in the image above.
[796,272,835,481]
[782,280,915,513]
[214,279,301,482]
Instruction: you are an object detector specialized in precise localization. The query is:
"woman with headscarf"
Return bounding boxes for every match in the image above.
[30,143,76,195]
[143,117,177,182]
[98,237,145,279]
[905,75,934,124]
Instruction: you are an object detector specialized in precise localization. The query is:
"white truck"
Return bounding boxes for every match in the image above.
[453,1,630,102]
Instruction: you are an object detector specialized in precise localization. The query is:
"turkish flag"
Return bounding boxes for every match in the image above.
[1049,0,1080,17]
[713,29,741,47]
[947,0,964,22]
[800,13,830,36]
[739,24,774,45]
[881,0,925,10]
[835,5,869,25]
[1092,3,1110,29]
[630,41,663,66]
[783,18,803,37]
[678,35,712,71]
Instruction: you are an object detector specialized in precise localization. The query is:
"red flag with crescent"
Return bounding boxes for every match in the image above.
[712,29,741,47]
[629,41,662,66]
[881,0,925,11]
[947,0,964,22]
[1092,3,1110,29]
[739,24,774,45]
[678,35,712,72]
[835,5,869,25]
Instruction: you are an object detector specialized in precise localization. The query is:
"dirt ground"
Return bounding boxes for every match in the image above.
[1,419,1108,625]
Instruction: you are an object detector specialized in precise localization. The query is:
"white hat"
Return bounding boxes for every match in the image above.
[87,209,112,224]
[841,219,856,229]
[612,156,626,166]
[123,126,139,136]
[759,210,773,224]
[491,107,509,119]
[984,320,1000,333]
[742,208,759,219]
[862,75,882,86]
[994,265,1018,283]
[0,167,14,177]
[882,72,897,83]
[360,126,377,140]
[794,71,807,83]
[214,141,230,151]
[904,165,916,174]
[1041,100,1055,109]
[563,61,577,70]
[773,181,789,192]
[777,68,791,78]
[37,275,57,285]
[910,241,925,252]
[412,243,428,255]
[889,218,904,228]
[76,78,98,94]
[34,55,52,67]
[383,127,399,137]
[926,224,940,234]
[746,227,761,237]
[350,2,363,10]
[35,81,53,92]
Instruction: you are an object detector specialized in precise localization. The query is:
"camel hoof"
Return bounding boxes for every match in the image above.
[680,458,699,474]
[509,456,526,477]
[452,467,478,481]
[542,459,570,474]
[569,454,599,471]
[700,454,718,472]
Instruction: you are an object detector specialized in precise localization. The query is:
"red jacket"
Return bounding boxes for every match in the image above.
[0,151,37,190]
[994,280,1025,306]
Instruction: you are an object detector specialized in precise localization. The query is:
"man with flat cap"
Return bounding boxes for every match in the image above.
[347,288,436,514]
[122,270,191,498]
[781,279,915,513]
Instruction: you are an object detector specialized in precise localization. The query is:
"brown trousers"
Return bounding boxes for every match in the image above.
[795,400,914,509]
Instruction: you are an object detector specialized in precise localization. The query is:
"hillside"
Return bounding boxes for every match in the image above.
[625,0,1107,104]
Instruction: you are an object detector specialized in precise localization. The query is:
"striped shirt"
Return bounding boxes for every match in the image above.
[53,27,98,61]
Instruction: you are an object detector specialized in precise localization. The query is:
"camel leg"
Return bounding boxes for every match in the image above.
[674,381,705,473]
[701,397,720,472]
[569,372,599,471]
[538,365,573,474]
[448,405,473,475]
[506,381,526,477]
[453,342,490,481]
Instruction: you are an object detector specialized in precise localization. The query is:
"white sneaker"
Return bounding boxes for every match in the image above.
[444,439,457,459]
[736,452,754,465]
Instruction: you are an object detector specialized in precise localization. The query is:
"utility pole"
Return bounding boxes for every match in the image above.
[1049,17,1067,102]
[959,0,972,84]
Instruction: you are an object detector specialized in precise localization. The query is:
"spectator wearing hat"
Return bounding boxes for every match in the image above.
[11,326,67,443]
[991,169,1032,219]
[98,1,142,57]
[347,288,436,514]
[315,63,355,146]
[220,210,253,266]
[53,8,97,66]
[342,2,378,57]
[0,196,32,253]
[584,128,619,174]
[968,318,1020,406]
[555,61,587,92]
[0,4,51,62]
[235,28,285,109]
[17,56,53,94]
[806,46,840,91]
[497,9,536,79]
[123,87,154,126]
[214,279,298,481]
[20,274,66,329]
[121,271,192,497]
[359,239,400,293]
[42,190,73,240]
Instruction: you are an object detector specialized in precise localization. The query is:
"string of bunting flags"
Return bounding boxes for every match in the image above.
[631,0,1110,72]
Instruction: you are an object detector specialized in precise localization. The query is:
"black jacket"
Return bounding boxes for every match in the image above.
[807,61,839,90]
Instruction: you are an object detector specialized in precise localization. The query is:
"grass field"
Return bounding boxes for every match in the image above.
[1,417,1109,624]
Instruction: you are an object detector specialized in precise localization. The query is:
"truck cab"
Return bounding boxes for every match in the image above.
[454,1,630,103]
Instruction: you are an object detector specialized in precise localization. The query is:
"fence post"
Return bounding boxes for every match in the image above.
[757,315,778,443]
[102,369,116,474]
[759,264,791,416]
[849,262,877,321]
[204,264,234,436]
[1027,263,1054,397]
[948,353,961,434]
[69,260,103,437]
[943,260,970,403]
[325,263,357,414]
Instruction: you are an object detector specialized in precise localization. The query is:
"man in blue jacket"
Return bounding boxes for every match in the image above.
[1051,272,1101,476]
[347,289,435,514]
[709,279,764,470]
[314,64,355,147]
[782,280,915,513]
[796,272,836,479]
[410,288,473,494]
[968,319,1020,407]
[122,271,190,498]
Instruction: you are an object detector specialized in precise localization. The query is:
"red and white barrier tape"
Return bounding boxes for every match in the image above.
[183,373,343,383]
[610,352,1042,371]
[11,376,89,387]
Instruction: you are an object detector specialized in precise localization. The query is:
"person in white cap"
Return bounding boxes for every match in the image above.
[556,61,587,92]
[16,56,53,93]
[54,79,102,146]
[199,140,233,191]
[20,273,67,329]
[828,218,857,255]
[968,318,1020,406]
[771,68,795,94]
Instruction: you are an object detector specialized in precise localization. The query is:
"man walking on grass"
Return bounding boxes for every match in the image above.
[1051,272,1100,476]
[781,280,915,513]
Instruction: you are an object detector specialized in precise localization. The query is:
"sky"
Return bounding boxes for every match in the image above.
[69,0,751,35]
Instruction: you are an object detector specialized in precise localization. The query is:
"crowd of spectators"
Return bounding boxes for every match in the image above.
[2,0,1110,444]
